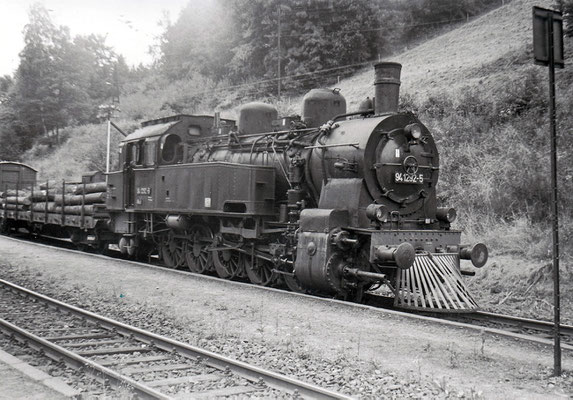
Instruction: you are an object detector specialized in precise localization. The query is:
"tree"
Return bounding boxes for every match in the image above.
[280,0,383,90]
[556,0,573,37]
[10,4,126,147]
[71,34,127,121]
[158,0,235,80]
[226,0,279,83]
[0,78,26,159]
[13,3,67,139]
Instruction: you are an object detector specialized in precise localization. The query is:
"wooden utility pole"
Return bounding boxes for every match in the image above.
[277,5,282,100]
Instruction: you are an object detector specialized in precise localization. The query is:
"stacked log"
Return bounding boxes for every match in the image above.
[53,192,106,205]
[31,203,57,213]
[1,180,107,217]
[29,190,55,202]
[54,205,98,215]
[4,196,31,206]
[2,204,27,211]
[1,189,32,198]
[1,194,32,211]
[74,182,107,195]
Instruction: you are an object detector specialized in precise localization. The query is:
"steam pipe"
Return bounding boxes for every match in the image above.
[332,109,375,122]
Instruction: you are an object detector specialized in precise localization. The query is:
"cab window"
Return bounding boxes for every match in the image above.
[188,125,201,136]
[161,134,182,164]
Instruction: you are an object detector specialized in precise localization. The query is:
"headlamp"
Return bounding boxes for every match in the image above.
[404,123,422,140]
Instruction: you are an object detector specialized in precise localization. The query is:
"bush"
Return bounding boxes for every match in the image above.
[411,69,573,258]
[22,121,137,181]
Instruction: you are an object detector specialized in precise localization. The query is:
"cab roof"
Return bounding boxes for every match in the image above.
[123,114,236,143]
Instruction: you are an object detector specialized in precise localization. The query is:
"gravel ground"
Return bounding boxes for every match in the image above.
[0,236,572,399]
[0,336,124,398]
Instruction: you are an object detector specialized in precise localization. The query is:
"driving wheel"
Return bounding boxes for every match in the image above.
[184,225,214,274]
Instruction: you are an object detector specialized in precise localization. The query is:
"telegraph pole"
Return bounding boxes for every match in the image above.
[277,5,282,100]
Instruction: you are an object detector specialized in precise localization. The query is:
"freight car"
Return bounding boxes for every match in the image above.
[0,162,37,190]
[0,62,488,312]
[0,169,111,250]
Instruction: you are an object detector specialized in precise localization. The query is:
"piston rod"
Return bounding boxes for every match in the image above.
[344,268,388,281]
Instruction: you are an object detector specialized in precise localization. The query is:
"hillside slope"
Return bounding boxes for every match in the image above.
[336,0,550,111]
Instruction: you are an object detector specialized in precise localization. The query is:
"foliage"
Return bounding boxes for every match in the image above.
[556,0,573,36]
[157,0,504,96]
[403,57,573,258]
[157,1,234,81]
[0,3,129,159]
[21,120,138,181]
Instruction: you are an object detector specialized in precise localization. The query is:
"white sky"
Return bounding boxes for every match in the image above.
[0,0,199,76]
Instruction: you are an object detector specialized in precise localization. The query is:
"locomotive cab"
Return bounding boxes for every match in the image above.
[107,114,237,212]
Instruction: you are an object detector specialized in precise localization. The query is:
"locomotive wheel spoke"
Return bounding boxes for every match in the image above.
[160,242,176,268]
[235,253,248,279]
[213,249,242,279]
[161,237,185,269]
[245,258,275,286]
[173,239,186,269]
[185,225,213,274]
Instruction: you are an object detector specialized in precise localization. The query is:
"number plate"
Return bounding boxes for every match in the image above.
[395,172,424,184]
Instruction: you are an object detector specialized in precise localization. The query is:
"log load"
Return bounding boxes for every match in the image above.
[1,180,107,216]
[53,192,106,206]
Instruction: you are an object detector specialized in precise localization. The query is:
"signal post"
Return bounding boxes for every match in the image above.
[532,6,564,376]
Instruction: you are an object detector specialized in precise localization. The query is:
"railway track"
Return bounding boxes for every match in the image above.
[0,278,351,399]
[363,293,573,351]
[4,234,573,356]
[447,310,573,349]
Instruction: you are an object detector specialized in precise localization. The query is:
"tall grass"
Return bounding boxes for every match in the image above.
[21,120,138,181]
[406,67,573,260]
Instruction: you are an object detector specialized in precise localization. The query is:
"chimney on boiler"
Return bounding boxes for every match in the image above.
[374,62,402,114]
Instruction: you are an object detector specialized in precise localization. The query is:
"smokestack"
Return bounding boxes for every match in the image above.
[374,62,402,114]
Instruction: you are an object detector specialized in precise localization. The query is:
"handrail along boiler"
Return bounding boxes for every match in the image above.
[105,62,488,311]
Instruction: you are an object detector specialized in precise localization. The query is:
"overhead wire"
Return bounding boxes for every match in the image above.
[178,12,479,100]
[187,59,374,98]
[274,16,473,38]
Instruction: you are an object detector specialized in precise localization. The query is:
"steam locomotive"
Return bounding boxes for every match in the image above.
[0,62,487,312]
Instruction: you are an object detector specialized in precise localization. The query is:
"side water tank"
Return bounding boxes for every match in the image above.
[301,88,346,128]
[238,102,278,134]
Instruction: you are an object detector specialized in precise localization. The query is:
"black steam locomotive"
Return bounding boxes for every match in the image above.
[0,62,487,312]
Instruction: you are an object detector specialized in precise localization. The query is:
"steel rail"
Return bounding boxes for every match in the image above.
[473,311,573,336]
[0,278,352,400]
[362,293,573,351]
[442,311,573,352]
[408,308,573,351]
[0,317,169,399]
[6,235,572,358]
